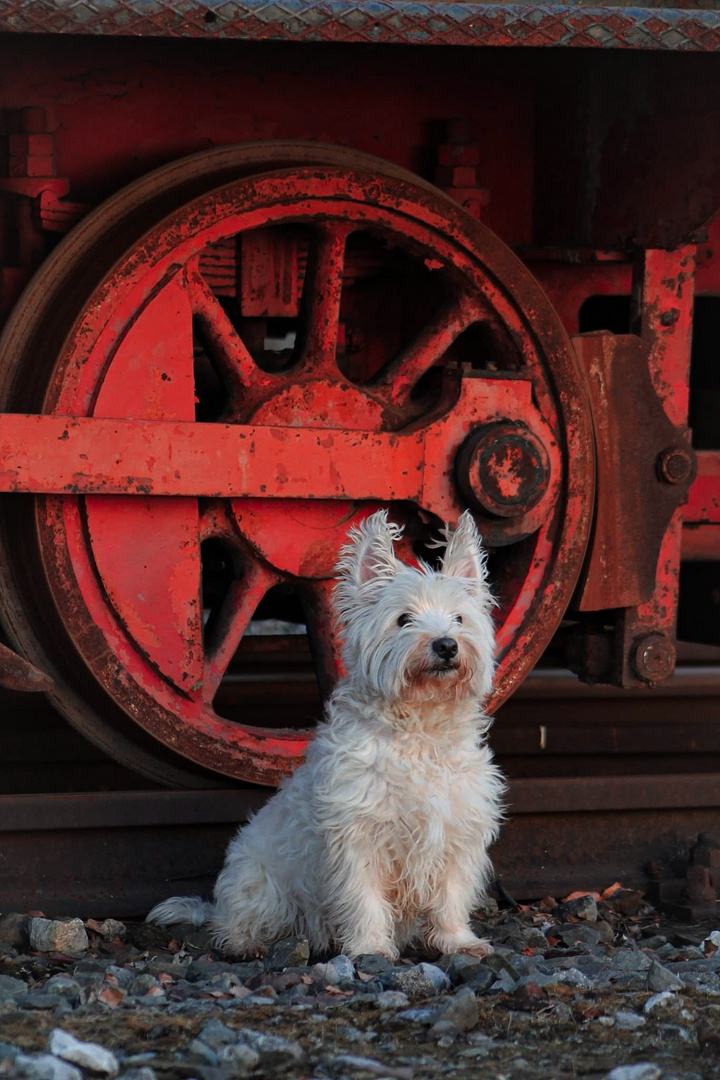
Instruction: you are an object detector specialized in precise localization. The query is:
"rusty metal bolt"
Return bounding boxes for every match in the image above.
[631,632,676,684]
[455,421,550,518]
[657,445,695,484]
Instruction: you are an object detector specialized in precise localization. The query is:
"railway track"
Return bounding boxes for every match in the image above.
[3,639,719,918]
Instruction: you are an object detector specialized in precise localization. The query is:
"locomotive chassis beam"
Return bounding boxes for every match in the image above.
[2,778,720,915]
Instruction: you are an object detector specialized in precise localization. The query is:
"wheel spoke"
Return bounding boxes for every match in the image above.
[203,556,279,701]
[303,578,344,697]
[372,292,482,408]
[295,223,351,378]
[186,262,268,412]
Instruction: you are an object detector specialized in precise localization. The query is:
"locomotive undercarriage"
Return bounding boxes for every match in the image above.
[0,33,718,903]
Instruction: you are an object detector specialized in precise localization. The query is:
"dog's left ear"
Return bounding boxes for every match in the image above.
[441,511,490,596]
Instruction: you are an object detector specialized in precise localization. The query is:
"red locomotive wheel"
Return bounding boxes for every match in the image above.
[0,144,593,787]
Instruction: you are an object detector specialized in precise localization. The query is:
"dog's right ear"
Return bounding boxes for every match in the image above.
[335,510,403,608]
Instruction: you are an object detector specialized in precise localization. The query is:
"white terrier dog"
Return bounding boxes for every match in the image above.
[148,510,505,959]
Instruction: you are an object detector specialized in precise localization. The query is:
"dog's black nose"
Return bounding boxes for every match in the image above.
[432,637,458,660]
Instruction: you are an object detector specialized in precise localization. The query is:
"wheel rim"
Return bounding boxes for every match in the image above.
[0,148,594,786]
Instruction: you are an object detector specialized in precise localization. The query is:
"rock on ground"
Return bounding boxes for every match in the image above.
[29,920,88,959]
[49,1029,119,1076]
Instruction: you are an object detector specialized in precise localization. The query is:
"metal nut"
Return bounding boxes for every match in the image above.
[657,445,695,484]
[631,633,675,684]
[455,422,550,519]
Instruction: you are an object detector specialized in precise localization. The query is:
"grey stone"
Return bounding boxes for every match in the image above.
[235,1029,304,1066]
[187,1040,219,1067]
[14,1055,83,1080]
[0,1043,20,1062]
[197,1019,237,1048]
[375,991,410,1009]
[356,954,391,976]
[657,1022,693,1043]
[29,919,88,959]
[644,991,681,1014]
[560,895,598,922]
[266,937,310,970]
[546,968,593,989]
[329,955,355,981]
[647,961,683,992]
[97,919,126,941]
[555,924,602,948]
[676,946,705,960]
[673,969,720,993]
[464,966,496,994]
[603,1067,661,1080]
[215,1044,260,1075]
[73,959,114,973]
[0,973,25,1001]
[431,987,478,1033]
[43,977,82,1004]
[118,1071,157,1080]
[49,1029,119,1077]
[482,953,520,979]
[311,955,354,985]
[517,927,549,950]
[386,963,450,996]
[0,913,29,949]
[105,966,134,989]
[336,1026,374,1044]
[325,1054,413,1079]
[130,974,162,996]
[396,1006,440,1023]
[490,970,517,993]
[437,953,485,985]
[209,972,243,993]
[614,1011,646,1031]
[14,993,65,1010]
[608,949,653,972]
[639,935,668,950]
[596,920,615,943]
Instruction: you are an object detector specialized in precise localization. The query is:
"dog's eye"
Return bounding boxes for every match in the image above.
[397,613,412,628]
[454,614,463,624]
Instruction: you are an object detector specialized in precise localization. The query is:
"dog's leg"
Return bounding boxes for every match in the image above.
[325,845,398,959]
[337,887,398,960]
[210,841,297,957]
[424,848,494,958]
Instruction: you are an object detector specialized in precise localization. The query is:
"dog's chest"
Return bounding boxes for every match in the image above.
[371,747,479,857]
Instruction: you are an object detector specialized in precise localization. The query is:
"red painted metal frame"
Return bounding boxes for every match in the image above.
[0,384,555,507]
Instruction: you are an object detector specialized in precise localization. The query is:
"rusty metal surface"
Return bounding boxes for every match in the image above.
[0,640,52,691]
[573,331,696,613]
[0,0,719,52]
[1,784,718,914]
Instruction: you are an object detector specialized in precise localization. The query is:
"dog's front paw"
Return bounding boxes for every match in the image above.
[347,942,400,962]
[457,938,494,959]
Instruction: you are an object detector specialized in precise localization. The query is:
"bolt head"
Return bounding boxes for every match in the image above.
[456,422,550,518]
[657,446,695,484]
[631,633,675,684]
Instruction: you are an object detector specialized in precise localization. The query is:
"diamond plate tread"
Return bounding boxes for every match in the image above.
[0,0,719,51]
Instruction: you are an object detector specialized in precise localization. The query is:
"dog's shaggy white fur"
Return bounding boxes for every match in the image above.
[148,510,505,959]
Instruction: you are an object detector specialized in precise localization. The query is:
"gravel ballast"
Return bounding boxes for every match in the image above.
[0,892,719,1079]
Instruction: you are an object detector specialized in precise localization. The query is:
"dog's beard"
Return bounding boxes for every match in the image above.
[399,644,478,703]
